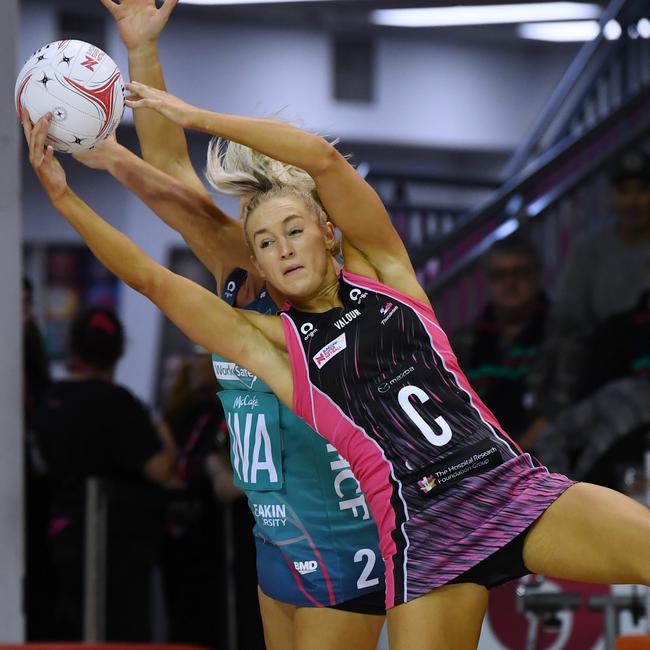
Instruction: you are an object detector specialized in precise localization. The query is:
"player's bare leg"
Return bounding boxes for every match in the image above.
[294,605,384,650]
[387,582,488,650]
[258,587,296,650]
[523,482,650,584]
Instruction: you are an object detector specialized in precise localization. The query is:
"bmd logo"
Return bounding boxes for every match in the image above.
[294,560,318,575]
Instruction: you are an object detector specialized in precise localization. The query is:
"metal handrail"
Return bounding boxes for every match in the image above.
[367,168,500,189]
[83,477,108,642]
[502,0,631,178]
[424,89,650,299]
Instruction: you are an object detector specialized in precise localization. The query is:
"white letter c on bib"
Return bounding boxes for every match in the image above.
[397,385,452,447]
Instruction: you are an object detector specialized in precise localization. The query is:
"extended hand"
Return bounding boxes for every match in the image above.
[73,133,122,170]
[99,0,178,50]
[22,111,68,203]
[126,81,198,129]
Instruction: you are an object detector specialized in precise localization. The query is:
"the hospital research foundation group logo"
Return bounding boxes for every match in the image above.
[212,360,257,389]
[418,474,437,493]
[313,333,347,369]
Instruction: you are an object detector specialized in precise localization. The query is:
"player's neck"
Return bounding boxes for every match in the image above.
[292,271,343,313]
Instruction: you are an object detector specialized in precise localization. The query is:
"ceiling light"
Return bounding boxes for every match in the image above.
[371,3,601,28]
[603,19,622,40]
[638,18,650,39]
[517,20,601,41]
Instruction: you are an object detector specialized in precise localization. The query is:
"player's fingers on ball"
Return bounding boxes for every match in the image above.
[161,0,179,20]
[45,145,55,164]
[32,118,48,158]
[125,82,142,95]
[127,98,150,109]
[21,115,32,141]
[28,120,41,159]
[22,109,35,134]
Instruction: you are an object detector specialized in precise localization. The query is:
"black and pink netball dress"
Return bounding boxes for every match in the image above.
[280,270,573,609]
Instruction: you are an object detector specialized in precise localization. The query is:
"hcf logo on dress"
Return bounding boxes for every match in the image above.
[313,333,347,369]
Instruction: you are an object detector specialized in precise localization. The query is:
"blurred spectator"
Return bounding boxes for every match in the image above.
[453,236,548,446]
[33,306,175,642]
[525,149,650,446]
[534,262,650,486]
[162,351,264,650]
[23,276,53,640]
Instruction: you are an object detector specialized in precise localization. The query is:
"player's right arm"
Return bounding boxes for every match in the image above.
[73,135,255,280]
[24,114,291,405]
[99,0,208,198]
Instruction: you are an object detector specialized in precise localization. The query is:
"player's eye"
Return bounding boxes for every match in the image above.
[259,238,274,249]
[289,228,303,236]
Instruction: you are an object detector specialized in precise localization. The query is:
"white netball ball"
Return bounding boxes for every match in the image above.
[15,40,125,153]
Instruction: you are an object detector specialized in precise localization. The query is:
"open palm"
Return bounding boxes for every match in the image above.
[99,0,178,49]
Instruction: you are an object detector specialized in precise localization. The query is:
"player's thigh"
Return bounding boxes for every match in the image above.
[523,482,650,585]
[387,582,488,650]
[293,606,385,650]
[258,587,296,650]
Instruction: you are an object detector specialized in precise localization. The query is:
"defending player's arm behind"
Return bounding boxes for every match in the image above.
[98,0,206,198]
[75,138,254,282]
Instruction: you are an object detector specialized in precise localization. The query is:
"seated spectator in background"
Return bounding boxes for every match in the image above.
[453,236,548,447]
[162,350,265,650]
[535,262,650,486]
[33,307,176,642]
[527,149,650,444]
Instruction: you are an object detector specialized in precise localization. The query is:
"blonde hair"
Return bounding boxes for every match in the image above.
[205,138,341,256]
[205,138,316,198]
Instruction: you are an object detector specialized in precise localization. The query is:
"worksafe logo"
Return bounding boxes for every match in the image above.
[212,361,256,389]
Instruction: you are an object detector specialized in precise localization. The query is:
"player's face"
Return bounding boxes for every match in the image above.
[246,195,336,299]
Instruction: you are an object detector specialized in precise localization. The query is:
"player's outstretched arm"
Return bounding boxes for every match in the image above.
[125,82,428,302]
[24,114,290,403]
[99,0,209,198]
[73,135,254,282]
